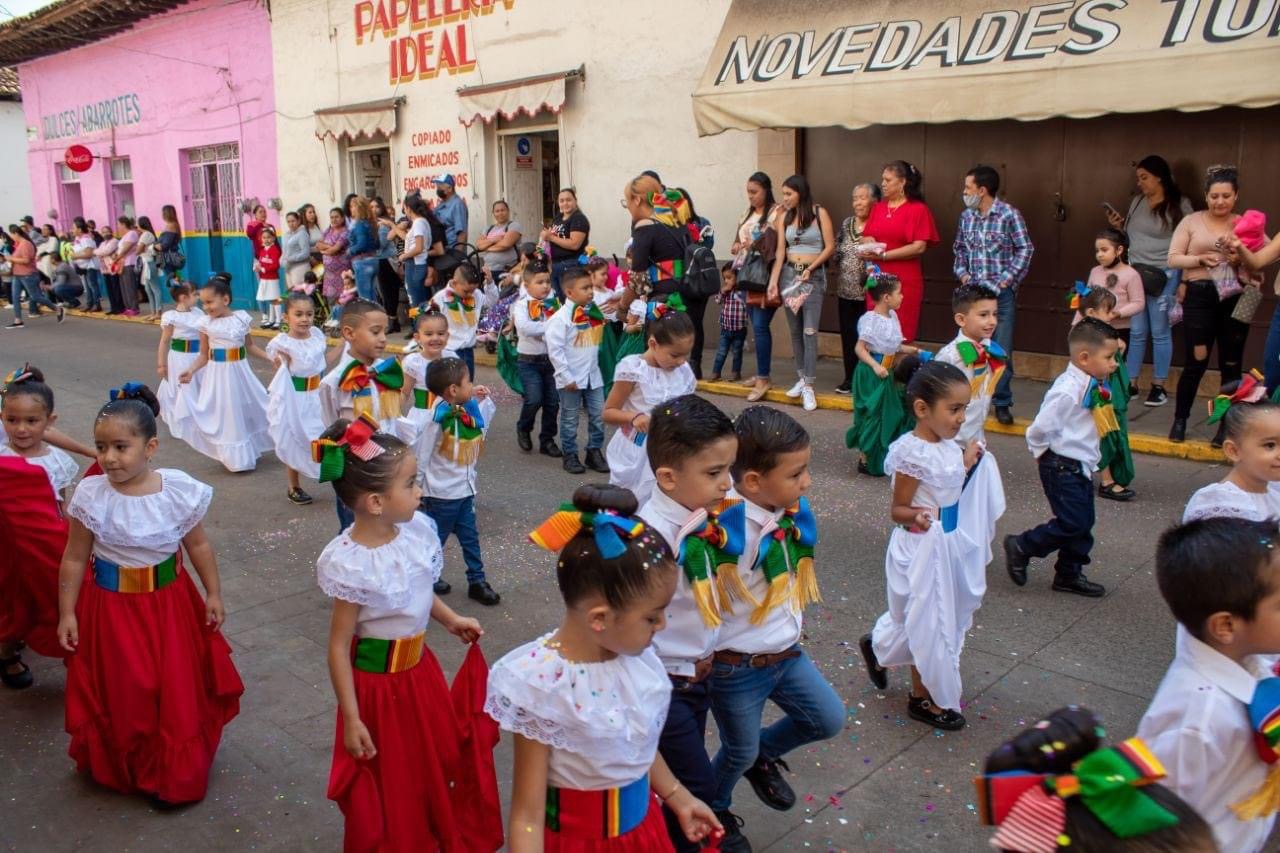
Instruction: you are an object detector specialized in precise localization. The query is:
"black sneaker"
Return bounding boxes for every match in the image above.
[1004,535,1028,586]
[4,321,24,330]
[907,695,965,730]
[994,405,1014,426]
[744,756,795,811]
[1129,382,1140,398]
[563,453,586,474]
[540,439,563,458]
[1144,385,1168,407]
[433,579,451,595]
[1052,574,1105,597]
[713,810,753,853]
[516,430,533,452]
[468,581,501,606]
[57,306,66,323]
[860,632,887,689]
[287,487,313,505]
[584,448,610,473]
[834,380,852,395]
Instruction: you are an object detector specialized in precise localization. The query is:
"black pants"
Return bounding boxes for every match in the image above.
[837,296,866,384]
[104,273,124,314]
[1175,281,1247,419]
[376,259,402,327]
[1016,450,1094,578]
[658,677,716,853]
[685,294,708,379]
[516,355,558,442]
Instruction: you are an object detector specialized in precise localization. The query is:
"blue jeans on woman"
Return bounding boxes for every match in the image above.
[1264,303,1280,395]
[11,273,59,321]
[351,256,379,302]
[141,258,163,312]
[83,267,103,308]
[551,259,578,299]
[750,304,778,379]
[405,261,430,310]
[1126,268,1180,386]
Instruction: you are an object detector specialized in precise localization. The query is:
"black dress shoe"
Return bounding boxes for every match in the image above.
[1052,574,1105,597]
[1169,417,1187,443]
[907,695,965,730]
[860,632,887,689]
[433,579,451,595]
[468,581,501,605]
[1003,535,1028,587]
[563,453,586,474]
[540,439,563,458]
[1098,482,1136,502]
[584,448,610,473]
[744,756,795,811]
[994,405,1014,426]
[713,810,753,853]
[516,430,533,452]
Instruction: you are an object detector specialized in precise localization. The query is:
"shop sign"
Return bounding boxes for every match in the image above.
[514,136,534,170]
[41,93,142,141]
[352,0,517,84]
[404,127,468,192]
[64,144,94,172]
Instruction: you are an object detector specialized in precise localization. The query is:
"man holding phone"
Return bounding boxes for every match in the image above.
[952,165,1034,425]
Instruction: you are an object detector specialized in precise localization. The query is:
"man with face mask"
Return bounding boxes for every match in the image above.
[952,164,1034,425]
[432,174,468,247]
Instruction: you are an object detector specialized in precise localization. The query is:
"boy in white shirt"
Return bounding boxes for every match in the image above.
[511,260,561,457]
[934,284,1003,447]
[545,266,609,476]
[1004,318,1117,598]
[429,263,485,380]
[1138,516,1280,853]
[636,394,747,853]
[416,356,500,606]
[710,405,844,843]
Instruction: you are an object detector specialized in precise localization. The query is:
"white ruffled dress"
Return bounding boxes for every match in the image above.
[1183,481,1280,523]
[485,633,672,790]
[870,434,1005,711]
[0,441,79,500]
[182,311,272,472]
[265,328,328,480]
[158,307,204,441]
[605,354,697,506]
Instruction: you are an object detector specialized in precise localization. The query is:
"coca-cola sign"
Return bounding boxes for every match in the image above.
[64,144,93,172]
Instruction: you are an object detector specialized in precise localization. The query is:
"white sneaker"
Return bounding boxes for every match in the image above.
[802,385,817,411]
[785,379,805,398]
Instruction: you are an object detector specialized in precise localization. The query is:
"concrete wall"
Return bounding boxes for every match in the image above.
[270,0,758,257]
[0,101,34,225]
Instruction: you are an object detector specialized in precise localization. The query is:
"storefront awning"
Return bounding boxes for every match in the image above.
[314,97,404,142]
[457,66,583,127]
[692,0,1280,136]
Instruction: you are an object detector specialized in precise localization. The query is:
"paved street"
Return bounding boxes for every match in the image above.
[0,316,1242,852]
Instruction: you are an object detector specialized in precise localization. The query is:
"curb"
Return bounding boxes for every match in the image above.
[66,308,1223,465]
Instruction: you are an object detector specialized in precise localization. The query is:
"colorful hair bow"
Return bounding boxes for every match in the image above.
[109,381,146,401]
[649,189,690,227]
[3,364,34,387]
[1231,677,1280,819]
[751,498,820,624]
[1208,369,1267,424]
[1067,281,1091,311]
[977,737,1178,852]
[865,263,883,290]
[917,350,933,363]
[647,293,687,322]
[309,412,384,483]
[577,246,599,265]
[529,505,646,560]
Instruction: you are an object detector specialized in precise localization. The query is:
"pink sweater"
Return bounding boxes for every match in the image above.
[1083,264,1145,329]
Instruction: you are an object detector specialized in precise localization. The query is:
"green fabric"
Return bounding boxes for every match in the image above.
[154,553,178,588]
[1053,746,1180,839]
[413,387,431,409]
[600,327,646,397]
[544,786,561,832]
[316,443,346,483]
[845,362,911,476]
[352,637,391,673]
[1098,360,1135,486]
[496,334,524,395]
[956,340,980,365]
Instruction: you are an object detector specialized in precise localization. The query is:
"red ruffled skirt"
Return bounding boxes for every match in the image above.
[64,563,243,803]
[0,456,69,658]
[328,644,503,853]
[545,797,674,853]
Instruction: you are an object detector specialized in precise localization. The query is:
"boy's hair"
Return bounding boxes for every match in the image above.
[340,298,385,330]
[894,356,969,410]
[952,283,998,314]
[1157,517,1279,641]
[1,364,54,414]
[303,270,319,284]
[453,264,481,286]
[413,305,449,333]
[645,394,736,473]
[317,418,409,507]
[96,382,161,439]
[169,281,194,301]
[284,291,313,311]
[731,405,810,482]
[1079,287,1118,317]
[561,266,590,290]
[426,357,468,396]
[1068,316,1117,352]
[865,272,902,303]
[201,272,232,299]
[554,484,676,610]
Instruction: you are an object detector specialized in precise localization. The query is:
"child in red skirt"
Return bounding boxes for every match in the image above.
[56,381,242,804]
[487,483,722,852]
[315,413,502,853]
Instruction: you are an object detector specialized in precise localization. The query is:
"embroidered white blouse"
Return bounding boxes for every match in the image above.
[612,355,697,414]
[1183,481,1280,523]
[265,327,328,377]
[0,442,79,498]
[197,310,253,348]
[160,307,204,339]
[884,432,967,512]
[66,470,212,567]
[857,309,904,355]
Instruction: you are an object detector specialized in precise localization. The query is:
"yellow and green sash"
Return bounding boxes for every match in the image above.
[751,498,820,624]
[170,338,200,353]
[571,302,606,347]
[443,289,477,327]
[291,374,321,392]
[211,346,246,362]
[352,631,425,674]
[433,397,486,465]
[679,499,748,627]
[338,357,404,418]
[92,553,179,593]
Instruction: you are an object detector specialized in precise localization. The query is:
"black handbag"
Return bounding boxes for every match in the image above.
[736,227,778,293]
[1132,263,1168,299]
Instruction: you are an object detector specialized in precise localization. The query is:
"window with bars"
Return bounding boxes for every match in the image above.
[183,143,241,233]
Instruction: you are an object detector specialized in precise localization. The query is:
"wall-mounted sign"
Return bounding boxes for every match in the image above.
[41,93,142,141]
[404,127,468,193]
[353,0,516,84]
[64,144,93,172]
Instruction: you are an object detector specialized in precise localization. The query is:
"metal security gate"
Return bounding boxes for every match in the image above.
[185,143,242,278]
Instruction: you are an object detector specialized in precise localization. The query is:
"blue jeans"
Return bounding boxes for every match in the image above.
[420,495,486,585]
[1266,301,1280,395]
[52,281,84,305]
[658,678,717,853]
[1127,269,1179,384]
[11,274,58,321]
[405,261,430,310]
[83,267,103,308]
[516,355,559,442]
[551,259,577,299]
[334,492,354,531]
[750,304,778,378]
[992,286,1017,407]
[558,384,604,456]
[456,346,475,380]
[713,327,747,376]
[1016,449,1094,578]
[351,257,378,302]
[141,258,163,312]
[708,647,845,810]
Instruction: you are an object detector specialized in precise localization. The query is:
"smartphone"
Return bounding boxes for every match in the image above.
[1101,202,1120,219]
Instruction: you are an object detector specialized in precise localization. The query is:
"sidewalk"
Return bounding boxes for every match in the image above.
[60,306,1225,464]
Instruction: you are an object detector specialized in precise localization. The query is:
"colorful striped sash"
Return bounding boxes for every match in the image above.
[871,352,896,369]
[546,774,650,839]
[92,553,180,593]
[352,631,425,674]
[413,387,435,409]
[170,338,200,353]
[211,346,247,362]
[291,374,321,392]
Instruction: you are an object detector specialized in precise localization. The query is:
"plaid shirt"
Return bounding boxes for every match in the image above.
[717,289,747,332]
[952,198,1034,290]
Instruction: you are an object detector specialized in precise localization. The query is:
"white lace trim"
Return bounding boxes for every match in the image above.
[66,470,212,549]
[885,433,966,492]
[315,513,443,609]
[857,309,904,354]
[1183,483,1278,523]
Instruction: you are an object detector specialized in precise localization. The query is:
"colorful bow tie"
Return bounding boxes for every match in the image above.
[1231,677,1280,820]
[571,302,606,327]
[310,412,385,483]
[955,339,1006,370]
[339,357,404,394]
[432,398,486,465]
[1082,377,1119,438]
[751,498,820,624]
[1067,281,1092,311]
[109,380,146,402]
[529,505,646,559]
[678,499,748,627]
[649,189,690,227]
[528,296,561,321]
[444,290,476,313]
[1208,368,1267,425]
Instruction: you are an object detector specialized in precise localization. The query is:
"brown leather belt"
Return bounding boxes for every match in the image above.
[670,654,715,684]
[714,649,801,669]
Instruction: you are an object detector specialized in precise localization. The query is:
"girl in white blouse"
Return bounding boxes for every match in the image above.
[315,416,493,853]
[602,305,698,506]
[1184,395,1280,523]
[487,484,720,852]
[155,281,204,443]
[56,383,241,804]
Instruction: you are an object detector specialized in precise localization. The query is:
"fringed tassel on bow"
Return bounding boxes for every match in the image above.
[573,324,605,347]
[1091,405,1120,439]
[689,577,721,629]
[378,387,402,419]
[750,571,792,626]
[438,431,484,466]
[715,558,757,615]
[1231,765,1280,820]
[792,554,821,611]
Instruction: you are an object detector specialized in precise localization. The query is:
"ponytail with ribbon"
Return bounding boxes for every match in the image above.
[3,363,35,388]
[1207,369,1267,425]
[109,381,148,401]
[530,505,646,559]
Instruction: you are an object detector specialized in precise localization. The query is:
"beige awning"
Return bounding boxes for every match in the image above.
[457,66,583,127]
[692,0,1280,136]
[314,97,404,142]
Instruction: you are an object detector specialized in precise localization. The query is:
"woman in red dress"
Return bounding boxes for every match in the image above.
[859,161,940,342]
